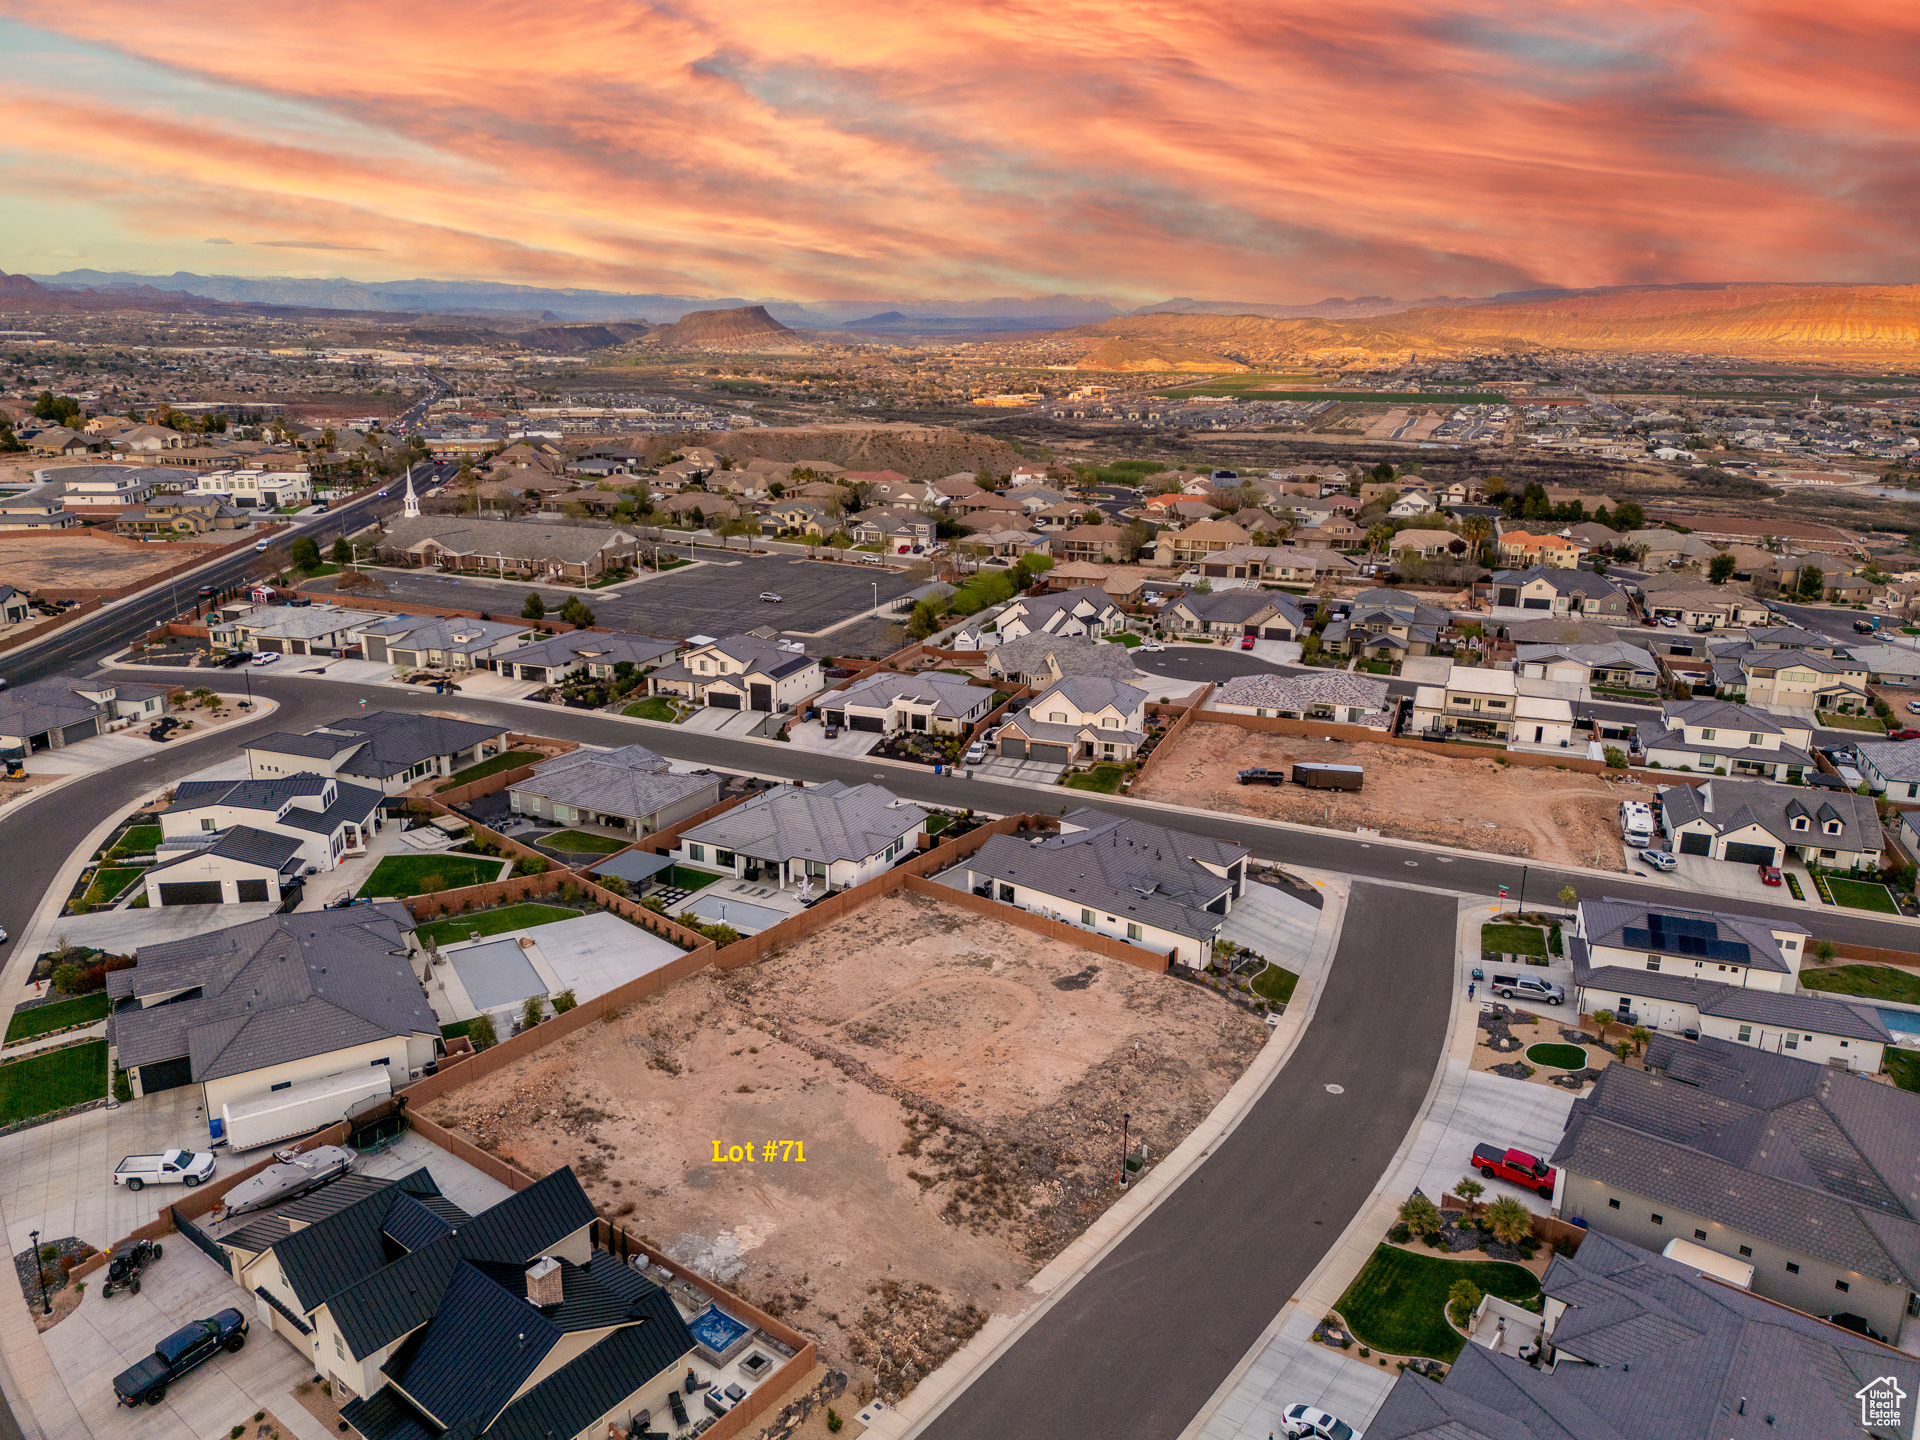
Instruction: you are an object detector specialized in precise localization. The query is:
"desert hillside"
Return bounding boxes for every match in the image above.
[646,303,796,347]
[1059,311,1494,364]
[1074,337,1249,371]
[1378,284,1920,357]
[711,423,1021,479]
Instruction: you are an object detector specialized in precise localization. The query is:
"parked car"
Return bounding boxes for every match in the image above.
[822,722,840,738]
[1489,972,1564,1005]
[1891,729,1920,742]
[1140,641,1164,652]
[759,591,783,602]
[114,1309,248,1407]
[1638,847,1679,872]
[1471,1143,1558,1198]
[1240,634,1256,650]
[250,652,278,666]
[1907,701,1920,716]
[1236,767,1286,785]
[1657,615,1678,628]
[964,741,988,765]
[1854,618,1879,634]
[1759,863,1783,886]
[1282,1404,1355,1440]
[113,1149,216,1191]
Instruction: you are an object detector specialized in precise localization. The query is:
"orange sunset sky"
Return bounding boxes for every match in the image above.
[1,0,1916,303]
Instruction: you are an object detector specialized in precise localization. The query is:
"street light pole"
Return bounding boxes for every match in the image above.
[29,1230,49,1314]
[1117,1112,1130,1185]
[1517,864,1529,917]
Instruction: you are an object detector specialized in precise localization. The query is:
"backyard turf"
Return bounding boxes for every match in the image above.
[358,853,510,899]
[414,902,580,950]
[1336,1244,1540,1361]
[1803,964,1920,1004]
[543,830,629,854]
[436,750,544,791]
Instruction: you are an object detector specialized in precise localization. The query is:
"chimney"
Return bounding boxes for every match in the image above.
[525,1256,563,1307]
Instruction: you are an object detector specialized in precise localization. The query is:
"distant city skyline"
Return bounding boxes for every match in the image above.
[0,1,1913,303]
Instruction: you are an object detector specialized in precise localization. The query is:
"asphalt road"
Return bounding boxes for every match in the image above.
[918,884,1458,1440]
[1769,599,1909,648]
[300,553,919,642]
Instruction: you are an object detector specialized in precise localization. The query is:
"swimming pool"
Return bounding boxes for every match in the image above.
[681,893,786,933]
[448,938,544,1011]
[688,1305,752,1361]
[1875,1007,1920,1046]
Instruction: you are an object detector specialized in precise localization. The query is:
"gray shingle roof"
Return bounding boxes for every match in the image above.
[1856,740,1920,785]
[1578,897,1804,975]
[299,711,507,779]
[109,904,433,1080]
[511,749,715,822]
[986,633,1143,683]
[833,670,996,719]
[1660,778,1883,855]
[1029,674,1147,718]
[1212,670,1390,713]
[682,780,926,865]
[505,630,678,672]
[964,810,1245,943]
[0,677,106,743]
[248,730,363,760]
[1573,962,1888,1042]
[379,515,636,565]
[1552,1035,1920,1288]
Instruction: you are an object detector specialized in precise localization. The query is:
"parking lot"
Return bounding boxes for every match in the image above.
[306,553,918,642]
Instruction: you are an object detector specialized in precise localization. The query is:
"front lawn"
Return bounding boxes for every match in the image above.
[624,697,678,722]
[1803,964,1920,1005]
[415,902,580,950]
[1336,1244,1541,1362]
[543,830,629,854]
[1820,712,1888,732]
[436,750,544,791]
[1823,877,1899,913]
[1525,1042,1589,1070]
[1110,633,1143,648]
[1886,1048,1920,1094]
[0,1040,108,1126]
[1063,765,1128,794]
[1481,923,1547,957]
[107,825,163,859]
[357,854,509,899]
[82,867,144,908]
[4,993,111,1045]
[1251,963,1299,1005]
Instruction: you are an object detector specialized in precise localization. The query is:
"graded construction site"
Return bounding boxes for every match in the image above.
[1133,721,1652,869]
[422,890,1268,1399]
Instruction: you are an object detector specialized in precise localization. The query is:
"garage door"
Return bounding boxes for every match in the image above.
[159,880,224,906]
[1030,742,1072,763]
[708,692,741,710]
[61,718,98,746]
[851,714,885,732]
[749,683,773,711]
[1678,832,1712,856]
[1001,737,1027,760]
[138,1057,194,1095]
[236,879,269,903]
[1725,841,1778,865]
[1522,597,1551,610]
[1261,625,1291,639]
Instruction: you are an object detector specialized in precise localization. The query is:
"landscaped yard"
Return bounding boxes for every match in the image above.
[1063,764,1129,794]
[1251,963,1300,1006]
[1110,633,1142,648]
[1820,713,1888,733]
[0,1040,108,1126]
[669,866,723,891]
[357,853,509,899]
[4,993,111,1046]
[926,814,951,835]
[624,697,678,722]
[107,825,163,859]
[1886,1048,1920,1094]
[542,830,629,854]
[1481,923,1547,958]
[1824,877,1899,913]
[436,750,544,791]
[1803,964,1920,1005]
[81,867,144,908]
[414,902,581,950]
[1524,1042,1588,1070]
[1335,1243,1541,1361]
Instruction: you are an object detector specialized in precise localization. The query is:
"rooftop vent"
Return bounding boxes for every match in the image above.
[526,1256,563,1307]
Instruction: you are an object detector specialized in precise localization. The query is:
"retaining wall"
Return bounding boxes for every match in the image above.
[1133,682,1214,785]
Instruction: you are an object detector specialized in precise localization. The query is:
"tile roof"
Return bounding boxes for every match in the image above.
[109,904,432,1080]
[1212,671,1390,713]
[985,633,1143,683]
[1856,740,1920,785]
[511,749,715,821]
[1659,778,1882,855]
[833,670,995,719]
[0,677,107,742]
[683,780,926,865]
[1572,963,1889,1042]
[300,711,508,779]
[1578,897,1803,974]
[368,617,530,654]
[500,630,679,672]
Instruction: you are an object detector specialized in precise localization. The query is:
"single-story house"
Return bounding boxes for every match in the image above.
[1660,777,1883,870]
[359,616,533,673]
[674,780,926,893]
[245,712,513,794]
[983,634,1144,688]
[508,745,719,837]
[1210,671,1394,728]
[0,677,170,757]
[1490,566,1631,619]
[500,630,680,684]
[1513,640,1658,690]
[219,603,393,658]
[823,671,996,735]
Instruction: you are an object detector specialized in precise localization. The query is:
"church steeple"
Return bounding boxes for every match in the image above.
[402,463,420,518]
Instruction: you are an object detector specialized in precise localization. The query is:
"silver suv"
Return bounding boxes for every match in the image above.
[1491,973,1565,1005]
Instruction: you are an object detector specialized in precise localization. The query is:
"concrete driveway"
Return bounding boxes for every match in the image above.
[677,706,766,736]
[970,754,1067,785]
[1386,1063,1577,1214]
[1217,881,1324,975]
[1195,1306,1396,1440]
[784,719,881,758]
[1638,849,1812,906]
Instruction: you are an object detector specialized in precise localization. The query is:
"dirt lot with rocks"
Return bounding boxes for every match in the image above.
[1134,722,1651,869]
[422,890,1266,1398]
[0,531,222,593]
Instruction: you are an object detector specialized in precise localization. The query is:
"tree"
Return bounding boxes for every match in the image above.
[1813,939,1837,965]
[1592,1009,1616,1033]
[559,596,595,628]
[1708,552,1737,585]
[1447,1278,1484,1328]
[467,1013,498,1050]
[289,536,321,572]
[522,592,546,620]
[1612,501,1646,531]
[1484,1196,1532,1247]
[1399,1194,1443,1237]
[521,996,545,1033]
[330,537,352,565]
[1116,520,1154,563]
[1455,1176,1485,1213]
[1629,1024,1651,1056]
[1557,884,1578,908]
[1795,564,1825,601]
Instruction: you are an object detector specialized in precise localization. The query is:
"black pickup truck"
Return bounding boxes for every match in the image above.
[1236,767,1286,785]
[114,1309,248,1406]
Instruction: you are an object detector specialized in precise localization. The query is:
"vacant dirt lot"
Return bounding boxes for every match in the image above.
[1135,721,1654,869]
[0,532,220,593]
[423,891,1266,1397]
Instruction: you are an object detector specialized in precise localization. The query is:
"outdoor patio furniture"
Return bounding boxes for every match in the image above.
[667,1391,688,1428]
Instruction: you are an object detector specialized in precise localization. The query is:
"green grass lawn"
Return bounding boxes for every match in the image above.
[4,993,111,1045]
[1525,1042,1589,1070]
[669,866,723,891]
[1336,1244,1541,1361]
[1886,1049,1920,1094]
[1251,963,1299,1005]
[108,825,163,859]
[1064,765,1129,794]
[624,697,678,722]
[415,902,580,950]
[1481,923,1547,957]
[436,750,544,791]
[926,814,951,835]
[439,1019,477,1041]
[0,1040,108,1126]
[1110,633,1143,648]
[358,854,509,899]
[82,867,144,907]
[1803,964,1920,1004]
[1824,877,1900,913]
[1820,713,1888,733]
[543,830,629,854]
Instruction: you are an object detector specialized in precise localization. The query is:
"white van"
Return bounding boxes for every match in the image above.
[1618,801,1655,847]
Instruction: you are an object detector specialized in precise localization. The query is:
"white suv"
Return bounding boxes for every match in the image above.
[1283,1404,1355,1440]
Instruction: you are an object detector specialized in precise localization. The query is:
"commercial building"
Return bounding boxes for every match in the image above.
[374,515,640,581]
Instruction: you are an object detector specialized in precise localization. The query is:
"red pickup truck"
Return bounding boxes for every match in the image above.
[1472,1143,1556,1198]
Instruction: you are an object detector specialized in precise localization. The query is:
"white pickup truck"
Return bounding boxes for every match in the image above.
[114,1149,217,1191]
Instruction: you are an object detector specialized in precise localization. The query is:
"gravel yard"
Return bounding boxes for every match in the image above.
[1132,722,1650,869]
[0,532,225,593]
[422,890,1267,1398]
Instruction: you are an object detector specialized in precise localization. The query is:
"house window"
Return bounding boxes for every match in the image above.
[1785,1034,1798,1050]
[1823,821,1841,835]
[271,1080,292,1092]
[1786,1262,1800,1274]
[1127,922,1142,941]
[1738,1025,1752,1043]
[1694,1229,1707,1240]
[1081,907,1095,926]
[1739,1246,1752,1257]
[1836,1280,1850,1293]
[1646,956,1660,971]
[1607,1197,1620,1209]
[335,1334,346,1360]
[370,1056,390,1066]
[716,850,736,867]
[687,843,704,863]
[998,883,1015,904]
[1701,728,1716,741]
[1651,1213,1664,1225]
[1790,816,1808,830]
[201,817,216,831]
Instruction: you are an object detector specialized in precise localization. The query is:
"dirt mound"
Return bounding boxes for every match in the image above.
[647,304,795,348]
[713,424,1020,479]
[1075,337,1247,372]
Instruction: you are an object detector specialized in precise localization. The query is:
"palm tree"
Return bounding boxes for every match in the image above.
[1455,1176,1485,1215]
[1485,1196,1532,1247]
[1459,515,1492,561]
[1591,1009,1615,1036]
[1399,1194,1442,1238]
[1630,1025,1651,1056]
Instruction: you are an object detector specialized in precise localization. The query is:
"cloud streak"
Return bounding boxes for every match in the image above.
[0,0,1913,302]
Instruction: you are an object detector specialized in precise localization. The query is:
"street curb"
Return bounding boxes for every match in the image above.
[872,878,1352,1440]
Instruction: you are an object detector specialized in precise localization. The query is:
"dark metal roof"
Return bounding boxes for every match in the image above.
[484,1287,696,1440]
[381,1191,458,1253]
[384,1263,559,1431]
[255,1285,313,1336]
[340,1387,440,1440]
[272,1172,469,1315]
